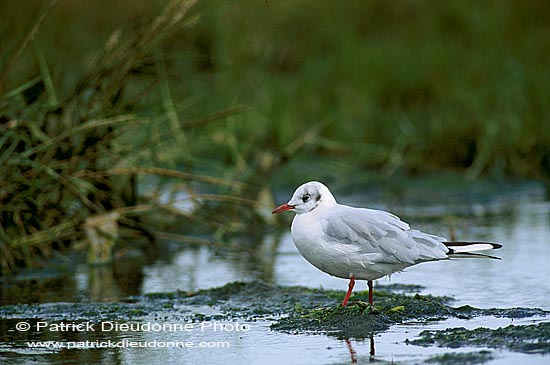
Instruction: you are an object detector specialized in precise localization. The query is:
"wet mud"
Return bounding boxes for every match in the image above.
[1,280,548,354]
[409,322,550,354]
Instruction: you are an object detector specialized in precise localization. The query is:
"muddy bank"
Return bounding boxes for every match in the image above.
[409,322,550,354]
[1,280,548,353]
[271,288,548,339]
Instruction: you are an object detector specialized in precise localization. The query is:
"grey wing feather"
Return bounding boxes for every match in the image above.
[321,206,448,264]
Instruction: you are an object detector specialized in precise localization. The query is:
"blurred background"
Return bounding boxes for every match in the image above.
[1,0,549,276]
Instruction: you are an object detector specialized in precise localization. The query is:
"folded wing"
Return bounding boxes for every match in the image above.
[321,206,449,265]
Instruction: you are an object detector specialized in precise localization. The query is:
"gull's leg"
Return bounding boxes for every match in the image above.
[368,280,373,305]
[342,276,355,306]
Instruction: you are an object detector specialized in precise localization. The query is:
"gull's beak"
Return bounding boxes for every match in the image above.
[272,203,295,214]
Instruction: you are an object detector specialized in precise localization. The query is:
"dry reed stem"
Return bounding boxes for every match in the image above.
[21,115,140,158]
[10,219,79,248]
[0,0,59,87]
[102,167,243,188]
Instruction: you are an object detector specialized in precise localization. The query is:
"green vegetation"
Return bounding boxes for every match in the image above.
[2,280,548,350]
[190,0,550,177]
[1,0,549,273]
[0,0,248,273]
[411,322,550,354]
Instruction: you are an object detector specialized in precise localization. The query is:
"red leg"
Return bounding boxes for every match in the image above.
[368,280,373,305]
[342,276,355,306]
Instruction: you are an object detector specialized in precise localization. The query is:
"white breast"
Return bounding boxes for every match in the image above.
[290,208,406,280]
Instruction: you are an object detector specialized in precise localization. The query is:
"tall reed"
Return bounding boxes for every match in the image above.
[0,0,250,274]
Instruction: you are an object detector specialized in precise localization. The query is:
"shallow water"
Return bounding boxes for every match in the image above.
[143,179,550,311]
[1,178,550,364]
[275,200,550,311]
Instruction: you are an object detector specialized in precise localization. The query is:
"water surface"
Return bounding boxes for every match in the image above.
[1,178,549,364]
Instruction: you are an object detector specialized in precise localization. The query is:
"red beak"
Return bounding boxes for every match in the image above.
[272,203,295,214]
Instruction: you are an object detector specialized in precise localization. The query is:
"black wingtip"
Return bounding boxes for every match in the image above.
[445,241,503,249]
[445,241,503,259]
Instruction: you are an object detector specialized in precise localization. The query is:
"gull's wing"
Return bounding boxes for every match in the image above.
[321,205,449,264]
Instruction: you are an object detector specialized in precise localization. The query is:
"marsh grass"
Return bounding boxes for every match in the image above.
[0,0,255,274]
[1,1,550,273]
[187,0,550,177]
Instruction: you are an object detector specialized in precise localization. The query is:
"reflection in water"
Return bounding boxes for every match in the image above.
[4,182,547,307]
[370,334,375,360]
[1,181,550,365]
[345,335,375,363]
[140,234,283,294]
[0,249,148,305]
[0,275,78,305]
[88,266,122,302]
[345,338,358,363]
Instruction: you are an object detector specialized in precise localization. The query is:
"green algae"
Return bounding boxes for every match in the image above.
[271,287,547,339]
[1,280,549,353]
[424,350,494,365]
[271,290,457,338]
[1,280,546,325]
[409,322,550,354]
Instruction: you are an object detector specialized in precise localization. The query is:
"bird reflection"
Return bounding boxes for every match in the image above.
[344,338,358,363]
[344,334,375,363]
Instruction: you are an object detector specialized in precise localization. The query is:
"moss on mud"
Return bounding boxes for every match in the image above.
[409,322,550,354]
[271,290,457,337]
[271,287,547,339]
[1,280,548,352]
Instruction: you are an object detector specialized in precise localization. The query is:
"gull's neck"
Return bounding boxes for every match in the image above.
[318,186,337,206]
[306,195,338,217]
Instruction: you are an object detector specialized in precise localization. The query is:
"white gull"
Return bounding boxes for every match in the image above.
[272,181,502,306]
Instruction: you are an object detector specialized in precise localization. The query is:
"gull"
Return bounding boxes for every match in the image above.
[272,181,502,306]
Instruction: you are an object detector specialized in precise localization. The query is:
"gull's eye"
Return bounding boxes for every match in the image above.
[301,194,310,203]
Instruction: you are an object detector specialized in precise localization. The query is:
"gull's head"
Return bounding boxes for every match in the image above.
[272,181,337,215]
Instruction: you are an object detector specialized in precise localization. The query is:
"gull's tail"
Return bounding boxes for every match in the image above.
[445,241,503,260]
